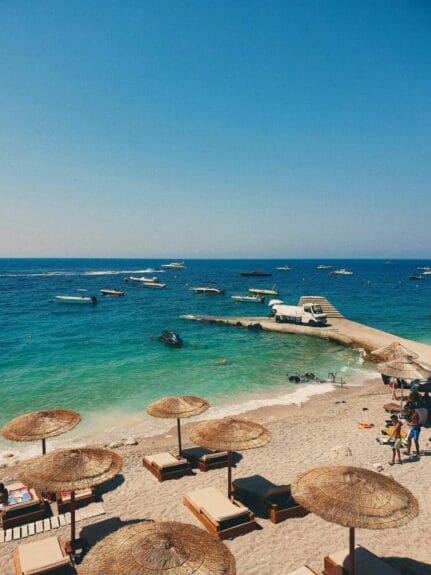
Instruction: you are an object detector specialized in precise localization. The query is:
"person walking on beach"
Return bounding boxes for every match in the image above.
[389,415,403,465]
[405,407,421,457]
[0,483,9,522]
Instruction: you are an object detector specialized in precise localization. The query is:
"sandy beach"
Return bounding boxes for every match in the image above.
[1,376,430,575]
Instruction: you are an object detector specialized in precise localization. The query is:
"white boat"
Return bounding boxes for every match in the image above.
[421,271,431,276]
[317,264,332,269]
[329,268,353,276]
[276,266,291,271]
[128,276,158,283]
[100,289,124,297]
[161,262,186,269]
[249,287,279,296]
[191,286,224,295]
[141,282,166,289]
[55,295,97,304]
[418,266,431,271]
[231,294,265,303]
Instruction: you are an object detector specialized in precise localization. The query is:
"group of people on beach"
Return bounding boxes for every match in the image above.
[388,387,429,465]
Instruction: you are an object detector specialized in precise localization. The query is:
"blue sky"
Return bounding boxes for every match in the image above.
[1,0,430,258]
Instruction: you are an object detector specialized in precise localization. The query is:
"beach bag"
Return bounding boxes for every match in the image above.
[415,407,428,425]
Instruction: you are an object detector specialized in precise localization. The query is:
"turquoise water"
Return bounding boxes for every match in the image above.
[1,259,431,433]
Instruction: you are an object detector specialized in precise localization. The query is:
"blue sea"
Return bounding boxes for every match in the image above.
[1,259,431,449]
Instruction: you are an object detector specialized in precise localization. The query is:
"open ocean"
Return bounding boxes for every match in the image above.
[1,258,431,448]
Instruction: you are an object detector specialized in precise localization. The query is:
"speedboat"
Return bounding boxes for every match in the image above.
[408,275,424,281]
[276,266,291,271]
[141,281,166,288]
[100,289,124,297]
[317,264,332,269]
[55,295,97,304]
[240,271,272,277]
[191,286,224,295]
[421,271,431,276]
[157,331,183,347]
[128,276,158,283]
[329,269,353,276]
[248,287,279,296]
[231,294,265,303]
[161,262,186,269]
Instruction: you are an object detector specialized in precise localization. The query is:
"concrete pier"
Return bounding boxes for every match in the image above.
[181,296,431,364]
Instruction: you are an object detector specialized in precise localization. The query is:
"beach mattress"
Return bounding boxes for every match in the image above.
[144,452,188,469]
[326,547,400,575]
[17,536,69,574]
[186,487,249,523]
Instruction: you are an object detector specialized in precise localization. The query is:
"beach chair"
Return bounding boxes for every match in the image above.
[324,546,401,575]
[383,403,401,414]
[232,475,308,524]
[183,447,229,471]
[1,482,47,530]
[183,486,256,540]
[13,535,73,575]
[143,452,192,482]
[54,488,95,515]
[287,567,318,575]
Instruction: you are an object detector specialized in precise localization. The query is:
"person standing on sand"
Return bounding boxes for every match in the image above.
[389,415,402,465]
[405,407,421,457]
[0,483,9,519]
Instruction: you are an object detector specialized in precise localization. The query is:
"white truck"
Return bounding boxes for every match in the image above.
[272,302,327,326]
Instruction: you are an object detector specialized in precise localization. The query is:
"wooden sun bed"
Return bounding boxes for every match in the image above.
[13,535,73,575]
[232,475,308,524]
[383,402,402,414]
[143,452,193,482]
[183,447,229,471]
[183,486,256,540]
[287,567,318,575]
[1,482,47,530]
[54,488,95,515]
[324,546,401,575]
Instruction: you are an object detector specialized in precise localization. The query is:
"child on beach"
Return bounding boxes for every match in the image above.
[389,415,403,465]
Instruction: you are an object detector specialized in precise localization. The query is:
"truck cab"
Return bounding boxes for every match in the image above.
[273,303,327,326]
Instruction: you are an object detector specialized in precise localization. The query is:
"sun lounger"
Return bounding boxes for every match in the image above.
[13,535,73,575]
[324,546,401,575]
[383,403,401,413]
[183,486,256,539]
[287,567,318,575]
[143,452,192,482]
[232,475,308,524]
[1,482,47,530]
[183,447,229,471]
[54,488,95,514]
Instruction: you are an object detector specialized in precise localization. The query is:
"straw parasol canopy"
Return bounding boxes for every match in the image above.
[80,521,236,575]
[292,466,418,575]
[19,447,123,548]
[190,417,271,497]
[1,409,81,454]
[377,357,431,381]
[371,341,418,361]
[147,396,209,455]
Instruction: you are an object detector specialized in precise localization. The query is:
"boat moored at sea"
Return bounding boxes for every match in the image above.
[248,287,279,296]
[240,271,272,277]
[317,264,332,269]
[231,294,265,303]
[276,266,291,271]
[100,289,124,297]
[191,286,224,295]
[141,281,166,288]
[55,295,97,304]
[157,330,183,346]
[127,276,158,283]
[161,262,186,269]
[329,268,353,276]
[408,275,424,281]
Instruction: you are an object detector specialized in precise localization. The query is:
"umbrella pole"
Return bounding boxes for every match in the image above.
[349,527,355,575]
[177,417,182,456]
[42,438,46,455]
[400,380,405,413]
[227,450,232,499]
[70,490,76,550]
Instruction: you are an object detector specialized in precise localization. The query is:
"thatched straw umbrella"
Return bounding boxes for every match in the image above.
[190,417,271,498]
[19,447,122,549]
[371,341,418,362]
[292,466,418,575]
[80,521,236,575]
[377,356,431,410]
[147,396,209,456]
[1,409,81,454]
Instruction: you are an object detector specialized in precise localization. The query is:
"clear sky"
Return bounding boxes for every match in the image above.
[1,1,430,258]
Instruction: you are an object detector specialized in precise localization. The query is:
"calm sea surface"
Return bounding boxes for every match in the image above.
[1,259,430,436]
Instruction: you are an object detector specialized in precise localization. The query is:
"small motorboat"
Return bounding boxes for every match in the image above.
[276,266,291,271]
[141,282,166,288]
[317,264,332,269]
[161,262,186,269]
[240,271,272,277]
[128,276,158,283]
[248,287,279,296]
[157,330,183,346]
[329,269,353,276]
[100,289,124,297]
[55,295,97,304]
[231,294,265,303]
[191,286,224,295]
[408,275,424,281]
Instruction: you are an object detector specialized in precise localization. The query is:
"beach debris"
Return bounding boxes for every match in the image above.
[331,446,352,457]
[108,440,123,449]
[373,463,384,472]
[123,437,138,446]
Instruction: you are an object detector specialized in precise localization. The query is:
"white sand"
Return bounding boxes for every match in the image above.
[1,378,430,574]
